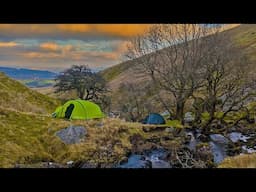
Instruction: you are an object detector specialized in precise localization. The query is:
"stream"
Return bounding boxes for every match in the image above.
[116,149,171,168]
[116,130,255,168]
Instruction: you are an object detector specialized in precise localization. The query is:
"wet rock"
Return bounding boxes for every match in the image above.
[184,112,195,124]
[228,132,251,143]
[210,134,229,145]
[117,149,171,168]
[55,126,87,144]
[185,132,197,151]
[161,110,170,117]
[80,162,99,168]
[197,134,209,142]
[66,161,74,167]
[209,142,225,164]
[241,146,256,154]
[165,127,174,133]
[117,154,152,168]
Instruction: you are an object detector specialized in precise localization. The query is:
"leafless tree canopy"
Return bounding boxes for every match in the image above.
[126,24,256,125]
[117,82,155,122]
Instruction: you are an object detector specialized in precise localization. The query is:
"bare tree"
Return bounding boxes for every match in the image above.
[117,82,155,122]
[197,31,256,131]
[126,24,214,123]
[54,65,107,100]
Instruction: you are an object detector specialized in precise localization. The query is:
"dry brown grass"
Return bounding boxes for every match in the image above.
[218,153,256,168]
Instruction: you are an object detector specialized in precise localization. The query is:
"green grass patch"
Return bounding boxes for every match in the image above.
[165,120,183,128]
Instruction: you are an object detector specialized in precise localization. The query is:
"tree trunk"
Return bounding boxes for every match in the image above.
[175,100,185,124]
[203,98,216,135]
[78,90,84,100]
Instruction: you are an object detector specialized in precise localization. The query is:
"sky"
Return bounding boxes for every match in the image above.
[0,24,240,72]
[0,24,151,72]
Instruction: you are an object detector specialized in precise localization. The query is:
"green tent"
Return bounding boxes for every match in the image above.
[52,99,104,120]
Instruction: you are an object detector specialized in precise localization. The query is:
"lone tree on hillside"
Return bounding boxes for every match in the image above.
[54,65,107,100]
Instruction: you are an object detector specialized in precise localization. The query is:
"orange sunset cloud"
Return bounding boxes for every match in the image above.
[0,41,19,47]
[0,24,152,38]
[40,42,59,51]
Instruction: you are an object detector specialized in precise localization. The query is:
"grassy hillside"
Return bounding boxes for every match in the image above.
[19,79,55,88]
[0,73,155,167]
[0,72,60,114]
[0,106,149,167]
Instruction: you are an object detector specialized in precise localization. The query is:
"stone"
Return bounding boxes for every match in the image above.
[228,132,251,143]
[165,127,174,133]
[55,126,87,144]
[241,145,256,154]
[66,161,74,165]
[184,112,195,123]
[161,110,170,117]
[209,141,227,164]
[210,134,229,145]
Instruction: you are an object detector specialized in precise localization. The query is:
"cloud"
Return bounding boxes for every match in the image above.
[0,24,152,40]
[0,24,241,72]
[0,41,19,47]
[39,42,59,51]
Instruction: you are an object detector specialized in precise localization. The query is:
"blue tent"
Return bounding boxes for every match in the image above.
[142,113,166,125]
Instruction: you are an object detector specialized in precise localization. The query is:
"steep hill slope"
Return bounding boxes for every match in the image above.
[0,72,60,114]
[101,24,256,112]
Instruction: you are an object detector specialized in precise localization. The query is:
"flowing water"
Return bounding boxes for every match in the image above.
[117,130,254,168]
[117,149,171,168]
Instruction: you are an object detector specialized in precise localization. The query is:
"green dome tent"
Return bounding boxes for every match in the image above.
[52,99,104,120]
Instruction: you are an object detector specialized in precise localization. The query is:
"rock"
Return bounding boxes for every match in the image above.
[185,132,197,151]
[55,126,87,144]
[209,141,227,164]
[210,134,229,145]
[197,134,209,142]
[96,122,104,128]
[230,127,237,132]
[161,110,170,117]
[144,160,153,168]
[184,112,195,123]
[228,132,251,143]
[117,154,152,168]
[80,162,99,168]
[241,145,256,154]
[66,161,74,165]
[165,127,174,133]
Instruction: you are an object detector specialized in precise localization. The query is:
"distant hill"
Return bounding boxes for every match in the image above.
[0,66,57,80]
